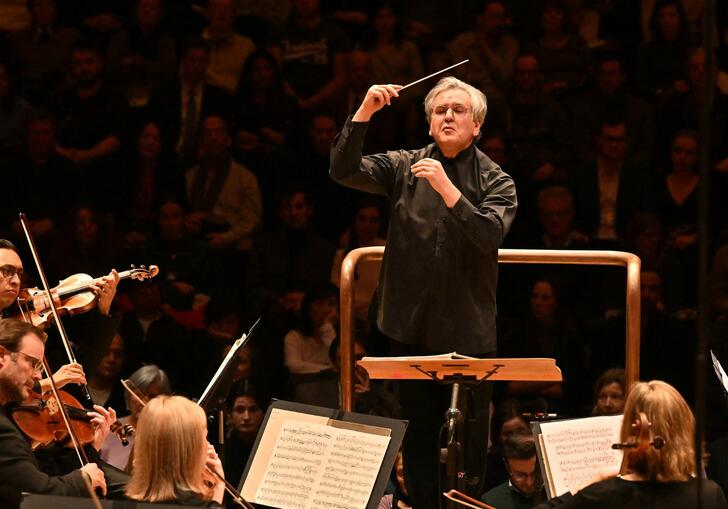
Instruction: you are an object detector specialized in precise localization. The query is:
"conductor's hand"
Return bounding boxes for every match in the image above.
[352,84,401,122]
[411,158,462,207]
[80,463,107,496]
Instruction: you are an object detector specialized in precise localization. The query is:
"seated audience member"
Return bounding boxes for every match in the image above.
[223,382,269,489]
[283,283,339,407]
[53,39,126,207]
[534,186,588,249]
[536,381,728,508]
[201,0,255,95]
[267,0,350,111]
[590,368,625,416]
[124,395,226,506]
[482,429,545,509]
[0,63,30,155]
[101,364,171,471]
[86,332,127,413]
[482,398,532,493]
[569,118,655,247]
[8,0,79,106]
[378,451,412,509]
[246,186,336,314]
[330,197,386,326]
[120,121,185,247]
[448,0,518,104]
[147,37,231,167]
[185,114,262,252]
[105,0,176,108]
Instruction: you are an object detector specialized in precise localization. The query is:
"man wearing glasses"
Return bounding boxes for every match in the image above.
[330,77,517,508]
[0,319,110,508]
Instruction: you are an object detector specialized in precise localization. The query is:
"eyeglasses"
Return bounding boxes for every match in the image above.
[509,471,537,482]
[0,265,23,280]
[433,104,471,118]
[12,351,44,372]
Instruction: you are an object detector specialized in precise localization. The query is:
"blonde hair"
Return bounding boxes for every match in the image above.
[423,76,487,125]
[621,380,695,481]
[125,395,211,502]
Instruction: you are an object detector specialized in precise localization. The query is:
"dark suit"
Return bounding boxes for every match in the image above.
[0,406,86,509]
[147,81,232,162]
[569,160,655,241]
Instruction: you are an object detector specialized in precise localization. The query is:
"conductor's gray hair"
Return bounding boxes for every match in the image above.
[424,76,487,124]
[124,364,172,410]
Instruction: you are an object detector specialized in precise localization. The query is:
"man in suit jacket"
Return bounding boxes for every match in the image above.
[0,319,108,509]
[570,118,655,246]
[147,36,232,168]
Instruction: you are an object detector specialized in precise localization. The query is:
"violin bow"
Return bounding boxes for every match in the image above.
[18,213,96,408]
[120,379,256,509]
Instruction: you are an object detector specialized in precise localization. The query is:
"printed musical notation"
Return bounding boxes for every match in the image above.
[254,420,390,509]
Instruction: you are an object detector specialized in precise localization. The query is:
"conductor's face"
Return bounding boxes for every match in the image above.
[429,89,481,157]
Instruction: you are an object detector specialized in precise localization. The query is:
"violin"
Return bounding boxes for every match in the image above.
[10,388,135,450]
[16,265,159,328]
[612,412,665,474]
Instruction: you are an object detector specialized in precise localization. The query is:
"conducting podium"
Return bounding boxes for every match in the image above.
[358,353,562,507]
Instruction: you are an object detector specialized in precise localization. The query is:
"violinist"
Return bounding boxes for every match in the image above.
[536,380,728,508]
[0,319,110,509]
[124,395,226,507]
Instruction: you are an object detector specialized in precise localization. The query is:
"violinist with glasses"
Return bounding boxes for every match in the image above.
[0,318,111,509]
[536,380,728,508]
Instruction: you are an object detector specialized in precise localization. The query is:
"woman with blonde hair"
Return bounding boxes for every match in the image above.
[125,395,225,506]
[537,380,728,508]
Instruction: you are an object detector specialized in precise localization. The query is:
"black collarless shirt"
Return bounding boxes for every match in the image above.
[330,116,517,354]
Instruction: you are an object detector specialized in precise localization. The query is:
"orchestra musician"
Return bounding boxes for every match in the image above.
[0,318,112,509]
[537,380,728,508]
[124,395,226,507]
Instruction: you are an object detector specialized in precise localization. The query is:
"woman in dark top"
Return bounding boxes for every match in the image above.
[537,380,728,508]
[125,395,225,507]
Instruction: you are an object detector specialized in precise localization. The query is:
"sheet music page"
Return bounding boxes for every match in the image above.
[539,415,623,497]
[253,419,391,509]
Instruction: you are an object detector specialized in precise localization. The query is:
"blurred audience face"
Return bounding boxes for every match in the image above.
[231,395,264,436]
[595,381,625,415]
[641,270,663,312]
[531,281,556,322]
[130,282,162,315]
[348,50,372,93]
[250,56,275,90]
[71,49,104,87]
[539,196,574,238]
[181,47,209,86]
[138,123,162,159]
[596,60,623,95]
[353,206,382,244]
[507,455,537,496]
[96,334,125,380]
[309,294,338,328]
[208,312,240,341]
[200,116,231,158]
[500,416,528,444]
[477,1,508,38]
[158,202,186,242]
[135,0,161,31]
[542,2,567,35]
[513,55,541,94]
[207,0,235,33]
[658,4,680,41]
[480,135,507,167]
[75,208,99,246]
[670,134,698,173]
[280,192,313,231]
[373,5,396,38]
[596,123,628,162]
[31,0,55,27]
[25,119,55,160]
[309,114,337,156]
[293,0,319,19]
[687,50,706,91]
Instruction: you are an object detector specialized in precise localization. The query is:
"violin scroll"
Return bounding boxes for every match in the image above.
[128,265,159,282]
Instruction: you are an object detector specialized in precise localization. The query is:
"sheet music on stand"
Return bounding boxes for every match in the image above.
[711,350,728,398]
[198,318,260,411]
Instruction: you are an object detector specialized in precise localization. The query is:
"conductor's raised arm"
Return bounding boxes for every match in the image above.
[352,84,402,122]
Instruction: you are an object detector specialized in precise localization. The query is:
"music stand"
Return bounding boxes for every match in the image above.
[358,355,562,508]
[198,318,260,462]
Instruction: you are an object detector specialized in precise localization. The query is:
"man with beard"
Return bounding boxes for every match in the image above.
[0,319,110,508]
[54,39,127,209]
